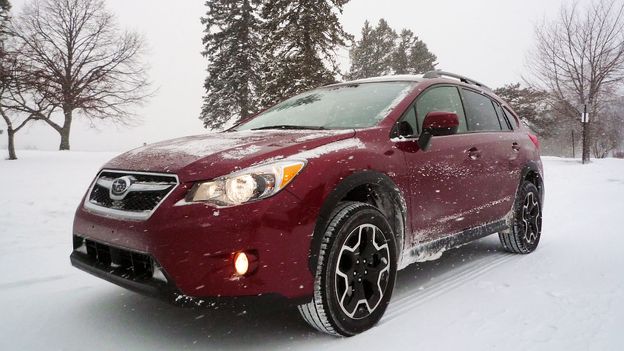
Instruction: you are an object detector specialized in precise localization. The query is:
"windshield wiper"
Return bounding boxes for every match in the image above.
[251,125,327,131]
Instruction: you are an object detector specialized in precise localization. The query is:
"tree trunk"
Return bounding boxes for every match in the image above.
[59,108,72,151]
[7,129,17,160]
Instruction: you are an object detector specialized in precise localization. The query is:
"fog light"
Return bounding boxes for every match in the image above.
[234,252,249,276]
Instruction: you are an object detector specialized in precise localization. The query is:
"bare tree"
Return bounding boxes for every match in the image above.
[528,0,624,160]
[10,0,150,150]
[0,51,55,160]
[0,0,33,160]
[0,52,26,160]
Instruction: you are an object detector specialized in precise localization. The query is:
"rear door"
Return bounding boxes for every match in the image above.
[458,88,519,226]
[493,102,524,195]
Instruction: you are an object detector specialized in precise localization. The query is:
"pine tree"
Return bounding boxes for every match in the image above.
[391,29,437,74]
[349,20,437,79]
[407,34,437,74]
[200,0,262,130]
[259,0,352,108]
[346,21,375,80]
[494,83,554,136]
[347,19,397,80]
[391,29,413,75]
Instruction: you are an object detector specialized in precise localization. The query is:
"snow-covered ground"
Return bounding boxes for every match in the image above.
[1,151,623,350]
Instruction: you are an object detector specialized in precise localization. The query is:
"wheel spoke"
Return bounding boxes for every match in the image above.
[343,280,366,314]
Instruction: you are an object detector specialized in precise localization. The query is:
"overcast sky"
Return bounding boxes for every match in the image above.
[4,0,579,152]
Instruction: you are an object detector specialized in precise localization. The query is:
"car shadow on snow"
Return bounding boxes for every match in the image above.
[75,235,509,349]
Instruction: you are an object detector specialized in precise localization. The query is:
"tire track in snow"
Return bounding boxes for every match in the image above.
[382,253,515,323]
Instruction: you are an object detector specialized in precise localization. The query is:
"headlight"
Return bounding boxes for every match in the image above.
[186,160,306,206]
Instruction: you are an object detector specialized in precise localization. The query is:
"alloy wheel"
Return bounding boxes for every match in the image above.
[521,192,541,244]
[335,224,390,320]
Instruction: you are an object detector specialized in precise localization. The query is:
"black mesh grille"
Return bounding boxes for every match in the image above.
[78,237,154,280]
[90,184,114,207]
[87,171,177,213]
[122,192,167,211]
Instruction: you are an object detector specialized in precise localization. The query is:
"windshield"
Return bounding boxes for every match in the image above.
[235,82,415,131]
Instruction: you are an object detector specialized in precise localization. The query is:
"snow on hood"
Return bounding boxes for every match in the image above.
[104,129,356,179]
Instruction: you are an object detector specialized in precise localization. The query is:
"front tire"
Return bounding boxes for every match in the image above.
[499,181,543,254]
[298,202,397,336]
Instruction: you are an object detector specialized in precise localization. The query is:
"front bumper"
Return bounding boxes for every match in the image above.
[70,245,176,299]
[72,183,320,301]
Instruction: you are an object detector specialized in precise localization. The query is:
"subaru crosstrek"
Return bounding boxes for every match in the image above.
[71,71,544,336]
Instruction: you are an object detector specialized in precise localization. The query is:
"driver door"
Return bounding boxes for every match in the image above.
[394,85,484,246]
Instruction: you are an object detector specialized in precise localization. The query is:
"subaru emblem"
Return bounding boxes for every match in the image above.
[110,176,135,199]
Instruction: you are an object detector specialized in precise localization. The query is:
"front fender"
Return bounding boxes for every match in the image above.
[284,133,410,274]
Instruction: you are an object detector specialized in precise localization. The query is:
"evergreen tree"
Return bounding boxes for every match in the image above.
[200,0,262,130]
[348,20,438,79]
[259,0,352,108]
[347,19,396,80]
[346,20,376,80]
[391,29,412,75]
[407,34,437,74]
[494,83,554,136]
[392,29,437,74]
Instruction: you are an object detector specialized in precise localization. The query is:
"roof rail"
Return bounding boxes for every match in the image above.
[423,70,491,91]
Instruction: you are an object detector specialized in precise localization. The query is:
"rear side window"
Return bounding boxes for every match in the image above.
[461,89,502,132]
[416,86,467,133]
[492,102,512,130]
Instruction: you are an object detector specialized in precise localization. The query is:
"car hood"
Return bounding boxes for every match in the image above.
[104,129,356,181]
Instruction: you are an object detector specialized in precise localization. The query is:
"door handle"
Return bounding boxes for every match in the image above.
[512,142,521,152]
[467,147,481,160]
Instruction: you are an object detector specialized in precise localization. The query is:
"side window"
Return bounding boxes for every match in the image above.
[503,108,517,130]
[492,102,511,130]
[461,89,502,132]
[416,86,467,133]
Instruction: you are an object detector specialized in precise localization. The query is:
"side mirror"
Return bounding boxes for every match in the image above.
[418,111,460,151]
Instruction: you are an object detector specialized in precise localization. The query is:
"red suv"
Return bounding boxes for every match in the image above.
[71,71,544,336]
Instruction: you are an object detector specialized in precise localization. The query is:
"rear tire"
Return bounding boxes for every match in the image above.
[499,181,542,254]
[298,201,397,336]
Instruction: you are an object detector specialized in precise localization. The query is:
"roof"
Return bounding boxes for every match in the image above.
[330,70,492,91]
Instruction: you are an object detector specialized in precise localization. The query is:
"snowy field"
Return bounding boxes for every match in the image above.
[1,151,623,350]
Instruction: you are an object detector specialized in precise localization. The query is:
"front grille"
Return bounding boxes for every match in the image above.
[74,236,154,281]
[85,170,178,220]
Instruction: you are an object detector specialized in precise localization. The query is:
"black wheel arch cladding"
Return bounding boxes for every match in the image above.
[308,171,407,274]
[520,161,545,203]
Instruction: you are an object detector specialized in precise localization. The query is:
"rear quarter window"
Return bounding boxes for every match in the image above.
[493,102,512,130]
[503,107,519,129]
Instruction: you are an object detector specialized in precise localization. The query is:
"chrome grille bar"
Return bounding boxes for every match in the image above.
[84,169,179,221]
